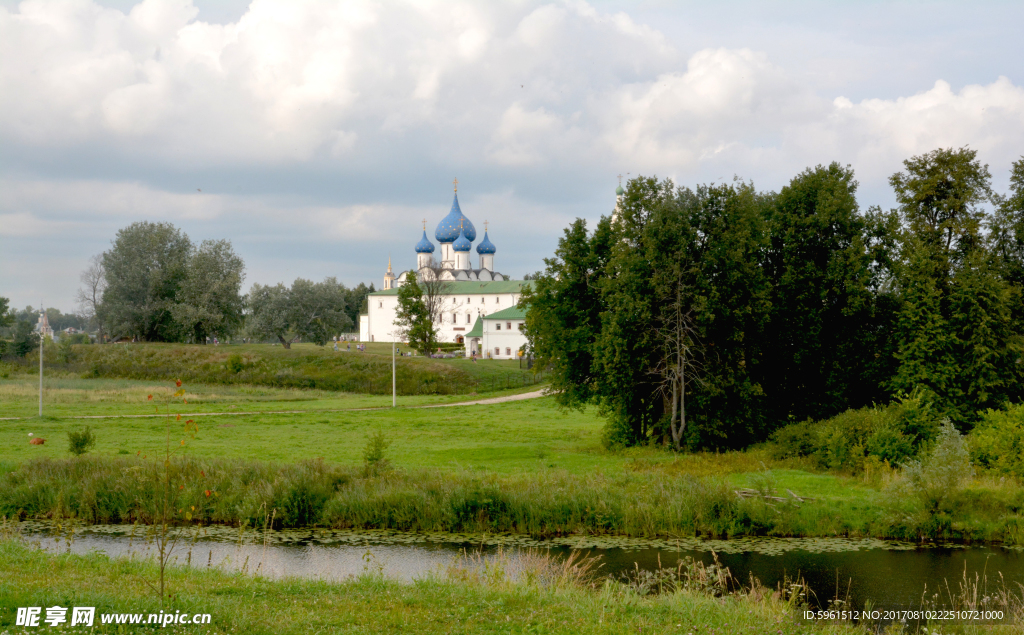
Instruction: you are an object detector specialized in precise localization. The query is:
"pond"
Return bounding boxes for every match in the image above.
[19,522,1024,617]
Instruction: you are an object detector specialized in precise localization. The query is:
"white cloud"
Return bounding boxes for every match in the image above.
[1,0,1022,309]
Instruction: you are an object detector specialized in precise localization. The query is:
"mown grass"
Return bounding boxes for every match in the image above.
[1,342,542,397]
[0,532,882,635]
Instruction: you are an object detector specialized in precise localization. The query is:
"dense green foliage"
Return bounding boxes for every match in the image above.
[247,277,353,347]
[100,222,245,343]
[769,390,940,471]
[527,149,1024,448]
[970,404,1024,479]
[394,271,438,355]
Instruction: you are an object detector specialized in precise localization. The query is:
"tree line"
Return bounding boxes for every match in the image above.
[523,147,1024,450]
[2,221,375,353]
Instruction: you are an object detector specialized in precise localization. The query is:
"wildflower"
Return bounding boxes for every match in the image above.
[175,379,182,387]
[147,395,153,401]
[204,490,212,497]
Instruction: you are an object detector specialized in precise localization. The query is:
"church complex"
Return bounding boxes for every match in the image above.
[360,181,531,359]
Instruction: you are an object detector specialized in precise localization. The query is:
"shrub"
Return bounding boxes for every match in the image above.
[362,429,392,476]
[902,419,974,512]
[865,427,914,465]
[225,353,246,374]
[67,426,96,456]
[970,405,1024,479]
[769,422,816,459]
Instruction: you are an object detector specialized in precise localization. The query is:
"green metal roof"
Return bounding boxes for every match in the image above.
[483,305,528,320]
[368,279,532,296]
[465,316,483,337]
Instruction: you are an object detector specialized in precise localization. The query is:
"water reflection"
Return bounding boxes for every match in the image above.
[21,523,1024,614]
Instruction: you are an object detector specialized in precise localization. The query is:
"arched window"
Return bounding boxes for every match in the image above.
[378,301,382,308]
[494,347,500,356]
[466,314,471,324]
[505,347,511,355]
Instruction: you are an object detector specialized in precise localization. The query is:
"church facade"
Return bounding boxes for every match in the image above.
[361,184,531,352]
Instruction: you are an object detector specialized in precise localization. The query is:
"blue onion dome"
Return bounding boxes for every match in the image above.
[414,230,435,253]
[616,185,625,196]
[435,194,477,243]
[476,231,496,254]
[452,227,472,252]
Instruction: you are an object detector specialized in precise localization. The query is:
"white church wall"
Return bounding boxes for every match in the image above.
[481,318,527,359]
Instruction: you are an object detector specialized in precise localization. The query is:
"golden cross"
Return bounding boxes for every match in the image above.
[617,174,623,186]
[453,177,458,192]
[484,220,489,232]
[422,218,427,230]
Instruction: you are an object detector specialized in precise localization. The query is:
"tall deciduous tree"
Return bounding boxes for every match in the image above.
[394,271,436,355]
[246,278,351,348]
[521,217,614,411]
[101,222,192,341]
[76,255,107,342]
[761,163,889,423]
[172,240,245,343]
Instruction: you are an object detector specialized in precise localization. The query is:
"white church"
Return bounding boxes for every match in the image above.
[360,182,531,359]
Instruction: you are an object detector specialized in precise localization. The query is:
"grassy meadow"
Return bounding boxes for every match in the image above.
[1,342,1023,542]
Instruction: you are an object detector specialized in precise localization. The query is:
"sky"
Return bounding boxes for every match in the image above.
[2,0,1023,312]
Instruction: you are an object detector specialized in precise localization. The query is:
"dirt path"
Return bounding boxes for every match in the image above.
[0,388,550,421]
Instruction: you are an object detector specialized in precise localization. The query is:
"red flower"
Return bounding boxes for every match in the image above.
[204,490,212,497]
[147,395,153,401]
[175,379,182,387]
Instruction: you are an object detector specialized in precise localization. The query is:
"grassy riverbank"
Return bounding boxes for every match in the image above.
[0,534,889,635]
[2,453,1023,544]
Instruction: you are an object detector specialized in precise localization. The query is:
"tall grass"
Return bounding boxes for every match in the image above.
[3,456,1023,542]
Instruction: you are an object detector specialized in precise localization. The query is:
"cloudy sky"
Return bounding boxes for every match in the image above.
[2,0,1022,312]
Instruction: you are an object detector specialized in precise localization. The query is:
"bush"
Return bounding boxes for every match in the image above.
[769,422,816,459]
[768,389,941,472]
[67,426,96,456]
[362,429,392,476]
[970,405,1024,479]
[902,419,974,512]
[225,353,246,374]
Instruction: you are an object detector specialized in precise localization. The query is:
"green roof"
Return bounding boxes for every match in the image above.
[465,316,483,337]
[483,305,528,320]
[368,279,532,296]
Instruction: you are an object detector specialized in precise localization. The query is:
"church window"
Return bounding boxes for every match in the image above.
[505,348,511,356]
[378,301,382,308]
[451,312,456,323]
[466,314,471,324]
[494,347,500,356]
[496,297,500,303]
[517,323,524,330]
[506,322,511,330]
[496,323,501,330]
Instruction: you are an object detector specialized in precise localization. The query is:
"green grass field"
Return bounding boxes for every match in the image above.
[2,348,1023,541]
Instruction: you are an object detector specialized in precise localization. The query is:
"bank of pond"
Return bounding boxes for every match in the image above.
[3,455,1023,545]
[8,521,1024,632]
